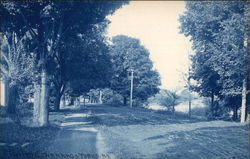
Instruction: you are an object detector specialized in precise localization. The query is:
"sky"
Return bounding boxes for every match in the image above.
[107,1,192,90]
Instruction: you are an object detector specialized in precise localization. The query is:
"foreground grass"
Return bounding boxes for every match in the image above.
[0,123,60,159]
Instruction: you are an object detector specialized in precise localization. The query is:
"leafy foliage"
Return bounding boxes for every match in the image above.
[0,1,128,117]
[179,1,249,119]
[101,88,123,105]
[149,89,180,113]
[0,33,34,86]
[65,32,112,97]
[109,35,161,105]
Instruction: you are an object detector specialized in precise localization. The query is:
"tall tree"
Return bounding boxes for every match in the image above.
[189,53,222,117]
[64,29,112,102]
[51,21,112,110]
[0,33,34,114]
[179,1,249,121]
[109,35,161,106]
[0,1,127,126]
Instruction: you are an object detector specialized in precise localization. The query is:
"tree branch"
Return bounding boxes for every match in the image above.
[1,52,10,67]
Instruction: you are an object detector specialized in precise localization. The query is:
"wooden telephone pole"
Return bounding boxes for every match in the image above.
[188,72,192,118]
[186,42,192,118]
[130,69,134,108]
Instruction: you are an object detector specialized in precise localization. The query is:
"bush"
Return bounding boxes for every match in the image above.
[16,102,33,118]
[133,98,147,107]
[149,89,180,113]
[106,94,123,105]
[102,88,123,105]
[87,89,100,103]
[204,99,231,120]
[191,106,207,117]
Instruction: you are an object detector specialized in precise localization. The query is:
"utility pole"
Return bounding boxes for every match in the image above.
[188,73,192,118]
[186,42,192,118]
[130,69,134,108]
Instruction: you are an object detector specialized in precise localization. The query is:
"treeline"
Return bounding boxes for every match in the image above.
[69,35,161,107]
[0,1,126,126]
[179,1,250,122]
[0,1,161,127]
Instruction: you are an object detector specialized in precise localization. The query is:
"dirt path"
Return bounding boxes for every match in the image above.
[46,112,99,159]
[46,104,249,159]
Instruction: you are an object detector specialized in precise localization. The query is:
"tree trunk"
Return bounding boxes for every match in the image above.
[244,29,250,122]
[83,97,86,107]
[54,92,60,111]
[39,71,49,126]
[210,91,214,117]
[123,97,127,106]
[240,79,247,123]
[33,82,41,125]
[68,96,73,105]
[99,90,103,104]
[247,75,250,122]
[54,89,62,111]
[55,84,65,111]
[74,97,80,107]
[73,97,76,106]
[172,105,175,116]
[233,107,238,121]
[7,84,18,114]
[62,94,66,108]
[188,95,192,118]
[3,79,10,107]
[188,100,191,118]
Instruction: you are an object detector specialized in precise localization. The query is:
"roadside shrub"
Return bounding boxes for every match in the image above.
[149,89,180,113]
[102,88,123,105]
[17,102,33,118]
[204,99,231,120]
[191,106,207,117]
[106,94,123,105]
[133,98,143,107]
[87,89,100,103]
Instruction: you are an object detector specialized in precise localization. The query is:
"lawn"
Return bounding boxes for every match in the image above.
[0,123,60,159]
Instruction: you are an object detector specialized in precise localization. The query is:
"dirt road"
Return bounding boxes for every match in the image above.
[42,111,99,159]
[45,104,249,159]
